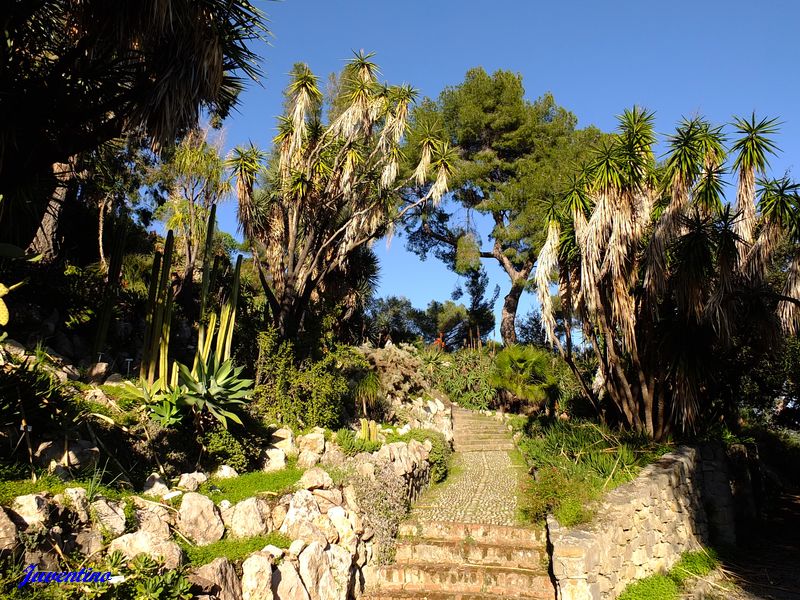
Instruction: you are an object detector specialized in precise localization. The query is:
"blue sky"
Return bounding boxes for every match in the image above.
[214,0,800,339]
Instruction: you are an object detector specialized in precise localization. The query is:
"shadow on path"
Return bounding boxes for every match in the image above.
[721,491,800,599]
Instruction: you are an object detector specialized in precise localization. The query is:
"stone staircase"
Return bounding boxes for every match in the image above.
[365,407,553,599]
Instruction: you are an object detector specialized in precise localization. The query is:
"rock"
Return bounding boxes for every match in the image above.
[1,339,26,358]
[74,527,103,556]
[86,362,110,383]
[242,552,274,600]
[34,440,99,471]
[143,472,170,498]
[214,465,239,479]
[177,471,208,492]
[327,507,357,553]
[321,446,346,468]
[272,561,310,600]
[63,487,90,523]
[103,373,125,385]
[298,467,333,491]
[133,500,172,540]
[226,498,271,539]
[355,462,375,480]
[288,539,307,557]
[313,514,339,544]
[90,498,126,537]
[326,544,354,598]
[271,502,288,531]
[192,557,242,600]
[297,450,321,469]
[108,530,182,569]
[299,541,340,600]
[271,428,295,456]
[262,544,284,559]
[0,508,18,551]
[280,490,321,540]
[312,489,343,514]
[298,433,325,455]
[342,486,359,513]
[177,493,224,545]
[263,447,287,472]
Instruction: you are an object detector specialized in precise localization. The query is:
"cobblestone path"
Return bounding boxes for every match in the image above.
[409,406,524,525]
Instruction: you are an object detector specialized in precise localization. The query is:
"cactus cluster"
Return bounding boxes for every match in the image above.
[360,418,379,443]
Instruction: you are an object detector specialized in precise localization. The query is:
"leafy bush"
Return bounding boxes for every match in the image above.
[352,461,409,565]
[252,329,369,430]
[669,549,718,586]
[489,345,558,407]
[430,349,496,410]
[617,549,719,600]
[335,429,380,456]
[202,427,250,472]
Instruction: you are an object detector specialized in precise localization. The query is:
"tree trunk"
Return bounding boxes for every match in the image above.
[27,162,72,262]
[98,197,107,270]
[500,282,524,345]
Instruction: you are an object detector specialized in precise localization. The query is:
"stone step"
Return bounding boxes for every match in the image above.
[453,433,512,441]
[395,538,545,569]
[366,591,533,600]
[455,442,516,452]
[373,563,553,598]
[398,521,546,548]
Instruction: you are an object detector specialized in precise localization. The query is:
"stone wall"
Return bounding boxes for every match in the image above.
[548,445,736,600]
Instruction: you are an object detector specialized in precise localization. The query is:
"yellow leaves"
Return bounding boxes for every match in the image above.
[0,298,7,326]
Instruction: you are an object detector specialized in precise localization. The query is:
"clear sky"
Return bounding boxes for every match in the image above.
[214,0,800,339]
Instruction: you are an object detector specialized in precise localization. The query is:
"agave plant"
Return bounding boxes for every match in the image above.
[176,357,252,429]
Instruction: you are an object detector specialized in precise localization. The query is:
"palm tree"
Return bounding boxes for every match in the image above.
[535,109,800,440]
[233,53,455,340]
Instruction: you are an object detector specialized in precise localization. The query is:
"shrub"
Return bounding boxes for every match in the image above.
[669,549,718,586]
[430,349,496,410]
[335,429,380,456]
[617,574,679,600]
[489,345,558,408]
[202,427,250,472]
[352,462,409,565]
[251,329,368,430]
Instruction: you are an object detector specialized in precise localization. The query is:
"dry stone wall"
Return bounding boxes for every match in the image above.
[548,445,736,600]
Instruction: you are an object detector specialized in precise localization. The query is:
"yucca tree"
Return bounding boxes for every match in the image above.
[535,109,800,440]
[235,54,455,339]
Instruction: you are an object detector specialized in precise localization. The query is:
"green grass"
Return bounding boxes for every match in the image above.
[178,532,292,566]
[513,418,670,526]
[617,549,719,600]
[0,473,134,506]
[198,465,303,505]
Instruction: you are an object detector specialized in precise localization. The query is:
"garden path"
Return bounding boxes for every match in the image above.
[367,406,553,599]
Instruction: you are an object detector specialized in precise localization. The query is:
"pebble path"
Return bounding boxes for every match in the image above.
[409,406,524,526]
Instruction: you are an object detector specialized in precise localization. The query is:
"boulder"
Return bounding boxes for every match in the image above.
[298,433,325,455]
[34,440,99,471]
[312,489,343,514]
[298,467,333,491]
[271,502,288,530]
[262,544,284,559]
[326,544,354,598]
[1,339,27,358]
[90,498,126,537]
[133,501,172,540]
[271,428,296,456]
[177,493,224,546]
[103,373,125,385]
[226,498,271,538]
[297,450,321,469]
[74,527,103,556]
[263,447,287,472]
[327,507,357,553]
[214,465,239,479]
[0,508,18,551]
[86,362,110,383]
[177,472,208,492]
[321,446,346,468]
[312,514,339,544]
[241,552,274,600]
[271,561,310,600]
[298,541,340,600]
[280,491,321,540]
[288,539,307,557]
[143,473,170,498]
[192,557,242,600]
[63,487,90,523]
[342,486,360,513]
[108,530,182,569]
